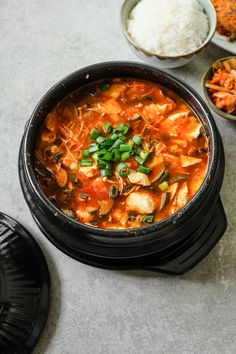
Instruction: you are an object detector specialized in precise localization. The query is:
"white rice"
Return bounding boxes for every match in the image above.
[127,0,209,56]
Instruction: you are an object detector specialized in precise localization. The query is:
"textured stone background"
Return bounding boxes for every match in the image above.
[0,0,236,353]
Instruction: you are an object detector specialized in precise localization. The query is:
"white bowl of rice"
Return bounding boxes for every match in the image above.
[120,0,217,69]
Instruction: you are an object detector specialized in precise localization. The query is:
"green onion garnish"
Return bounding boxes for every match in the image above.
[83,149,90,157]
[109,185,118,199]
[117,163,130,177]
[98,160,107,169]
[135,156,144,164]
[103,151,113,161]
[80,159,93,167]
[159,171,169,183]
[159,181,169,191]
[113,150,121,162]
[119,144,132,152]
[90,128,100,140]
[89,144,99,153]
[143,215,154,223]
[101,166,113,177]
[139,150,149,161]
[132,135,142,145]
[121,152,131,161]
[110,132,119,141]
[123,125,130,135]
[117,123,125,132]
[103,123,112,134]
[117,124,130,135]
[138,165,151,174]
[96,136,105,144]
[103,138,113,146]
[80,193,89,199]
[109,138,122,151]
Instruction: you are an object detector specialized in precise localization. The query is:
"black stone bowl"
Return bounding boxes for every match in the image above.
[18,62,227,274]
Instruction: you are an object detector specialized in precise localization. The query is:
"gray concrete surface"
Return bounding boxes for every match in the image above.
[0,1,236,353]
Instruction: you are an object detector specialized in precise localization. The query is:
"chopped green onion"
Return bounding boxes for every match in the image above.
[113,150,121,162]
[80,159,93,167]
[117,163,130,177]
[139,150,149,161]
[103,123,112,134]
[83,149,90,157]
[103,138,113,146]
[103,151,113,161]
[90,128,100,140]
[159,171,169,183]
[101,166,113,177]
[118,134,126,142]
[121,152,131,161]
[96,149,107,157]
[102,83,110,91]
[117,124,130,135]
[119,143,132,152]
[109,185,118,199]
[89,144,99,153]
[117,123,125,132]
[96,136,105,144]
[62,209,76,219]
[138,165,151,174]
[135,156,144,164]
[98,159,107,169]
[80,193,89,199]
[132,135,142,145]
[109,138,122,151]
[110,132,119,141]
[159,181,169,191]
[123,125,130,134]
[143,215,154,223]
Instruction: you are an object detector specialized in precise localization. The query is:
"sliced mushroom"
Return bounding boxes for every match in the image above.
[167,182,179,200]
[128,172,150,186]
[176,182,188,209]
[159,192,170,211]
[168,111,189,121]
[126,192,155,215]
[79,164,97,178]
[180,155,202,167]
[98,199,114,216]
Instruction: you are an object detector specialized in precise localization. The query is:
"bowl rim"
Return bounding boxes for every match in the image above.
[120,0,217,59]
[23,61,219,237]
[202,55,236,121]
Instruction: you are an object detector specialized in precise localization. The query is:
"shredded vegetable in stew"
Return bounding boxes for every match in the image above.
[35,78,209,229]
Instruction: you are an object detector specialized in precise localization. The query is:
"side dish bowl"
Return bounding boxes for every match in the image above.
[19,62,227,274]
[202,56,236,121]
[120,0,217,69]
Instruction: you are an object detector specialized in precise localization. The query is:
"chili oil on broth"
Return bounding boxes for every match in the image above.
[34,78,209,230]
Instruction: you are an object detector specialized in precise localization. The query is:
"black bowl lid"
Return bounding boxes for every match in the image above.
[0,212,50,354]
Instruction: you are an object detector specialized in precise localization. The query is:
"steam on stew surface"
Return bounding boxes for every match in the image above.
[35,78,209,229]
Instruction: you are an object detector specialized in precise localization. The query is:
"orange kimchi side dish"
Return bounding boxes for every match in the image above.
[211,0,236,42]
[34,78,209,230]
[205,58,236,115]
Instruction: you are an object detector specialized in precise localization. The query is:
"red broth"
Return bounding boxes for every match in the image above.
[34,78,209,229]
